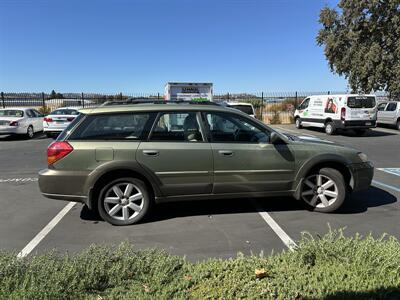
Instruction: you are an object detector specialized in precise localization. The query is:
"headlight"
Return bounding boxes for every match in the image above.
[357,152,368,162]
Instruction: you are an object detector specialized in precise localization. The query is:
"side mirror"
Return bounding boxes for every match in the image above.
[270,132,285,144]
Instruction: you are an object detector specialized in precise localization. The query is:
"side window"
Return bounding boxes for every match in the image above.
[68,113,154,140]
[32,109,43,117]
[204,112,270,143]
[26,110,34,118]
[385,102,397,111]
[150,112,204,142]
[377,103,387,111]
[299,98,310,110]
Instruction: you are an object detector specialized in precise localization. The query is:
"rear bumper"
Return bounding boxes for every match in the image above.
[334,120,377,129]
[38,169,90,205]
[348,162,374,191]
[43,127,65,133]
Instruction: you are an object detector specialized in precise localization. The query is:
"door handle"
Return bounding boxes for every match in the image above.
[143,150,159,156]
[218,150,233,156]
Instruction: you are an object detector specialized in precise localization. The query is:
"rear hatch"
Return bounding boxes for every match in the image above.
[346,96,376,121]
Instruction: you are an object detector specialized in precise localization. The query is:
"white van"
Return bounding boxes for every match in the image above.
[294,94,377,135]
[224,102,256,118]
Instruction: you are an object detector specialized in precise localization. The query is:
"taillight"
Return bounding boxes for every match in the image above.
[47,141,73,166]
[67,117,74,122]
[341,107,346,120]
[9,121,19,126]
[44,117,53,122]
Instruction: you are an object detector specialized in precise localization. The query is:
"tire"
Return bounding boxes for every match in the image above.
[295,117,302,129]
[26,126,34,139]
[354,129,367,136]
[98,177,152,226]
[300,168,346,213]
[397,120,400,131]
[325,121,335,135]
[46,133,53,138]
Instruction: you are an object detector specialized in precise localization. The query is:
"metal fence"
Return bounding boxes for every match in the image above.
[0,91,389,124]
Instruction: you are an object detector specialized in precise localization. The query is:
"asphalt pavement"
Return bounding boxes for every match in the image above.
[0,126,399,261]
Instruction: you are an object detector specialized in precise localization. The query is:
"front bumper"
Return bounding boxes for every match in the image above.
[348,162,374,191]
[38,169,90,204]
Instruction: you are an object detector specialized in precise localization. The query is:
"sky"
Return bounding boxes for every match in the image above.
[0,0,346,93]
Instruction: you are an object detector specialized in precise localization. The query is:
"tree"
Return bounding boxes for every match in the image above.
[317,0,400,98]
[49,90,64,99]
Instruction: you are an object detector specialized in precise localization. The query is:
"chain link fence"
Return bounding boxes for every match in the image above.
[0,91,389,124]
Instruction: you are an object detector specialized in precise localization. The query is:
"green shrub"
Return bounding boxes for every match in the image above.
[0,230,399,299]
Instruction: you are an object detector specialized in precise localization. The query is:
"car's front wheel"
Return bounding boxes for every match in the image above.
[295,117,302,129]
[300,168,346,213]
[98,177,152,225]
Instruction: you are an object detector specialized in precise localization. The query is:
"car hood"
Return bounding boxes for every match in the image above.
[283,133,338,146]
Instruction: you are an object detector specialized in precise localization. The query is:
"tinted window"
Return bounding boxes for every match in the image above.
[57,113,85,141]
[150,112,203,142]
[385,102,397,111]
[299,98,310,110]
[69,113,154,140]
[51,109,79,115]
[347,96,376,108]
[0,110,24,117]
[204,112,269,143]
[228,104,254,115]
[377,103,387,111]
[26,110,35,118]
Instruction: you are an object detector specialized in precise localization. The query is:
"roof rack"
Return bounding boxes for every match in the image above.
[101,99,220,106]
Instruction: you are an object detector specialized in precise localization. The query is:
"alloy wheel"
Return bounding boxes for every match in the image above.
[301,174,338,208]
[103,182,144,221]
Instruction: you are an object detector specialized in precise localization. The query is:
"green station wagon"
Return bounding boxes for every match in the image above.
[38,101,374,225]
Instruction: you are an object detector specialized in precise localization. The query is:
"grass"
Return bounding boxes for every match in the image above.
[0,229,399,299]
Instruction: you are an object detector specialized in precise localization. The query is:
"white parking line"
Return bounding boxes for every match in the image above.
[0,177,38,183]
[373,127,399,135]
[17,202,76,258]
[251,199,297,251]
[372,180,400,193]
[377,168,400,177]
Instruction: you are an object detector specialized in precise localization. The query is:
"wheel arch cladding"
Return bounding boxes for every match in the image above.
[293,155,353,200]
[86,163,161,210]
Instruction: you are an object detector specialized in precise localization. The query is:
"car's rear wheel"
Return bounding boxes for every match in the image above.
[98,177,151,226]
[295,117,302,129]
[301,168,346,213]
[325,122,335,135]
[26,126,34,139]
[396,120,400,131]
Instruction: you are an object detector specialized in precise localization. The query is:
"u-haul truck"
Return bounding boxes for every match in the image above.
[164,82,213,101]
[294,94,377,135]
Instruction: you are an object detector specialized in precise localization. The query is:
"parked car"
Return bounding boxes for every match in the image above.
[43,107,80,137]
[294,94,377,135]
[222,102,256,118]
[377,101,400,130]
[0,108,44,138]
[38,101,373,225]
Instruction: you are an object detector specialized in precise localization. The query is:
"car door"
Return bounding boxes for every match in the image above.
[136,111,213,196]
[202,111,295,194]
[383,102,398,125]
[377,102,388,123]
[298,98,310,121]
[32,109,44,131]
[25,109,36,130]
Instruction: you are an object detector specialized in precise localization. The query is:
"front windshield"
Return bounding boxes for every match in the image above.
[0,110,24,117]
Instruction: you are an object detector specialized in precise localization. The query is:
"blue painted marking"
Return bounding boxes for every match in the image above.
[372,180,400,193]
[378,168,400,177]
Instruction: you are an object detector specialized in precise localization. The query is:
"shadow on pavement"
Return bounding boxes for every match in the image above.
[0,132,49,141]
[337,186,397,214]
[80,186,396,223]
[298,127,397,137]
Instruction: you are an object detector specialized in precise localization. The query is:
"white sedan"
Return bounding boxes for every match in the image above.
[43,107,80,137]
[0,108,44,138]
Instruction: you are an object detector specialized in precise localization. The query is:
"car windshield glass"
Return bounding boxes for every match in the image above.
[347,96,376,108]
[228,105,254,115]
[0,110,24,117]
[50,109,79,115]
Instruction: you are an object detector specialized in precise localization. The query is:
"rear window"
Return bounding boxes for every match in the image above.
[50,109,79,115]
[0,110,24,117]
[68,112,156,140]
[228,104,254,115]
[347,96,376,108]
